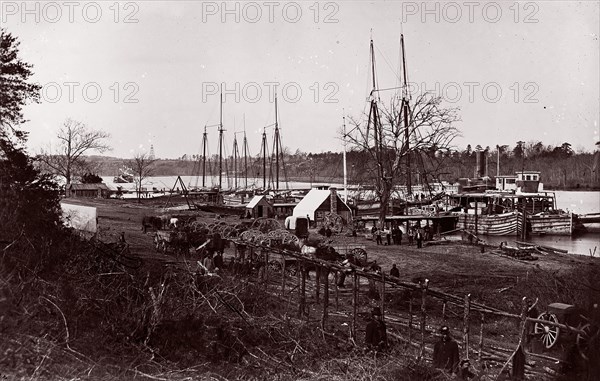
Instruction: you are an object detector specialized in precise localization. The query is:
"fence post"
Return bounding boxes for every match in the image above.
[479,313,485,362]
[419,279,429,360]
[334,271,339,310]
[299,262,306,318]
[495,298,529,381]
[281,253,286,297]
[315,266,321,304]
[464,293,471,360]
[322,267,329,330]
[380,271,385,317]
[352,272,358,340]
[263,248,269,289]
[408,293,413,349]
[442,301,447,322]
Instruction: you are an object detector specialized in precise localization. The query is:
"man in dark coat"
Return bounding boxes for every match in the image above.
[390,264,400,278]
[433,325,460,375]
[365,308,387,351]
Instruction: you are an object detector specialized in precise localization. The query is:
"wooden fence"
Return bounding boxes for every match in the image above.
[228,240,586,379]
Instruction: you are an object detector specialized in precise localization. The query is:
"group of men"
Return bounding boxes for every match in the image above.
[371,226,403,246]
[370,224,432,249]
[364,314,470,378]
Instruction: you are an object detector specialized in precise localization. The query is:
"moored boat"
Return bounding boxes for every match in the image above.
[453,210,522,236]
[528,211,583,236]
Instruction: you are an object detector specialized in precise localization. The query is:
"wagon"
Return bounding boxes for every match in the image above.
[331,244,368,266]
[534,302,597,360]
[154,230,189,255]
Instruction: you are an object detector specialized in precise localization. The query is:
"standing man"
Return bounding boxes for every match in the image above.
[433,325,460,375]
[376,228,383,245]
[416,226,424,248]
[365,308,387,351]
[390,264,400,278]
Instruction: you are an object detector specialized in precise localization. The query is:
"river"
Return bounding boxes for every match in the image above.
[102,176,599,256]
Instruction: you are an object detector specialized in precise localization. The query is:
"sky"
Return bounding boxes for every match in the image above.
[3,1,599,159]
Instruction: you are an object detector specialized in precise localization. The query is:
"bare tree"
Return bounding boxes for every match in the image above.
[38,118,111,186]
[125,152,157,203]
[346,92,460,223]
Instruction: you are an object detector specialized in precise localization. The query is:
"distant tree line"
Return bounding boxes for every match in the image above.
[82,140,599,190]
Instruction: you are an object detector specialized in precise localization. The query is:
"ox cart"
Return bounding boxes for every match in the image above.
[534,302,598,360]
[331,244,368,266]
[154,230,190,255]
[265,243,368,277]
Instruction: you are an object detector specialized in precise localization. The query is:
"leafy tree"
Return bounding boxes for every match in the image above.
[513,141,525,159]
[0,28,41,144]
[81,172,104,184]
[0,28,61,245]
[38,118,111,186]
[552,142,574,159]
[0,139,61,240]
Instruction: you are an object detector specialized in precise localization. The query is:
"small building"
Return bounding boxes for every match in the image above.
[496,171,542,193]
[495,175,518,192]
[245,195,273,219]
[273,202,297,219]
[66,183,110,198]
[292,187,352,226]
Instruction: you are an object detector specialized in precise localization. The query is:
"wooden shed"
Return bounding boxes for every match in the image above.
[245,195,273,219]
[66,183,110,198]
[292,187,352,226]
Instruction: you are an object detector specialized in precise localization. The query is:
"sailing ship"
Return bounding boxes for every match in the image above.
[344,34,452,225]
[113,166,134,183]
[187,90,292,214]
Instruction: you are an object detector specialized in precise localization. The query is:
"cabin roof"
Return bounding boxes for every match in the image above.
[67,183,110,190]
[293,189,331,217]
[293,189,350,218]
[246,195,268,209]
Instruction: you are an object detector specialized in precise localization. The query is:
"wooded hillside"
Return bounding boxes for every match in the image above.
[89,142,599,190]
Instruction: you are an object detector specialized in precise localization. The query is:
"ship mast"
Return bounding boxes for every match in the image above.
[368,39,384,195]
[342,114,348,203]
[243,115,249,189]
[274,93,280,190]
[201,125,208,188]
[400,34,412,196]
[233,133,239,189]
[218,90,224,189]
[261,128,267,190]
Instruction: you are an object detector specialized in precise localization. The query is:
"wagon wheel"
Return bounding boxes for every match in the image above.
[324,212,344,234]
[268,260,282,273]
[251,217,283,233]
[576,323,598,361]
[534,312,560,349]
[282,234,300,247]
[285,262,298,276]
[221,226,237,239]
[348,248,367,266]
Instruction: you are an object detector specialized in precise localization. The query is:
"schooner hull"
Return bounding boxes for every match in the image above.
[453,211,521,236]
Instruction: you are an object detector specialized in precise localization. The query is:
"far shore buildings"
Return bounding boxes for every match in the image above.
[66,183,111,198]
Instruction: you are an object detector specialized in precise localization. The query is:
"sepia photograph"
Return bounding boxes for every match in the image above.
[1,1,599,380]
